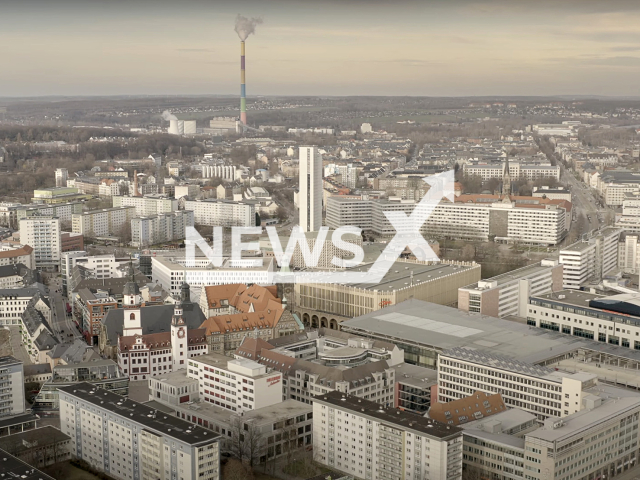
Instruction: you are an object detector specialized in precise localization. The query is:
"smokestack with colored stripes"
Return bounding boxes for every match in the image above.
[240,40,247,125]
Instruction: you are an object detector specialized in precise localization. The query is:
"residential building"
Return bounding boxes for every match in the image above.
[299,146,323,232]
[294,261,480,327]
[23,363,52,384]
[458,259,563,317]
[61,252,130,297]
[55,168,68,187]
[313,391,463,480]
[326,195,569,245]
[175,184,200,199]
[559,227,621,289]
[183,199,256,227]
[16,202,83,223]
[0,426,71,467]
[0,263,40,289]
[0,203,19,229]
[72,206,135,237]
[59,383,221,480]
[33,359,128,410]
[20,299,58,364]
[19,216,61,270]
[0,356,25,417]
[186,352,283,413]
[0,287,50,327]
[112,194,178,216]
[463,161,560,182]
[131,210,194,247]
[0,244,35,269]
[148,371,200,406]
[198,283,303,354]
[428,391,507,426]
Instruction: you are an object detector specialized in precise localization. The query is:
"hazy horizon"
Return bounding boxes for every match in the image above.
[2,0,640,97]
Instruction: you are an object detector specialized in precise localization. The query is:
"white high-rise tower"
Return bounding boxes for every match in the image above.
[299,146,322,232]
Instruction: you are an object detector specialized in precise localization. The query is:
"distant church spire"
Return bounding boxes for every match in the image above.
[503,153,512,197]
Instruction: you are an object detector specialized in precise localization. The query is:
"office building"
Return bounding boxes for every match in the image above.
[393,362,438,415]
[0,426,71,468]
[0,449,56,480]
[131,210,194,247]
[183,199,255,227]
[186,352,283,413]
[559,227,622,289]
[72,206,135,238]
[151,255,275,298]
[0,356,25,417]
[112,194,178,216]
[313,391,463,480]
[532,186,572,202]
[299,146,323,232]
[18,217,61,270]
[31,187,90,204]
[458,259,563,318]
[294,261,480,327]
[463,161,560,182]
[461,395,640,480]
[527,289,640,349]
[60,231,84,251]
[619,232,640,274]
[59,383,221,480]
[235,329,400,406]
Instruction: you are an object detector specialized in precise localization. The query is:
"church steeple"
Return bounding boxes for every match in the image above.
[503,153,512,197]
[123,257,141,308]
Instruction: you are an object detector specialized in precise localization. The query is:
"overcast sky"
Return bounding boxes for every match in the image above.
[2,0,640,97]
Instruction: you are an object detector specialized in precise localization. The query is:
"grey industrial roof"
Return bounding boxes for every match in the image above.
[58,383,221,446]
[341,262,477,291]
[461,261,555,290]
[341,300,587,364]
[0,426,69,455]
[23,364,51,376]
[102,302,205,345]
[314,391,461,440]
[0,449,55,480]
[0,356,21,367]
[393,363,438,388]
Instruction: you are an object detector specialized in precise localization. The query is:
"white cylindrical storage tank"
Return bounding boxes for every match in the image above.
[177,121,185,135]
[169,120,180,135]
[183,120,196,134]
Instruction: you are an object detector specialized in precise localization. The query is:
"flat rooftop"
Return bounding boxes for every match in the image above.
[341,262,477,291]
[341,299,587,364]
[461,261,556,290]
[529,396,640,443]
[59,383,221,446]
[151,370,199,388]
[0,449,55,480]
[314,391,461,440]
[533,289,603,308]
[393,363,438,388]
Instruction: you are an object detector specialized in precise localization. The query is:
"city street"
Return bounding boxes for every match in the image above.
[561,165,615,233]
[46,275,81,343]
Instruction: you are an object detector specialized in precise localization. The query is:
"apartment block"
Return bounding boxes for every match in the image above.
[59,383,221,480]
[19,216,61,270]
[0,356,25,417]
[559,227,622,289]
[313,391,463,480]
[458,259,563,317]
[72,206,135,238]
[16,202,83,223]
[183,199,255,227]
[112,194,178,216]
[131,210,194,247]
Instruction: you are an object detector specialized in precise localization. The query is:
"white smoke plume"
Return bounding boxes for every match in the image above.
[162,110,178,121]
[235,15,263,41]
